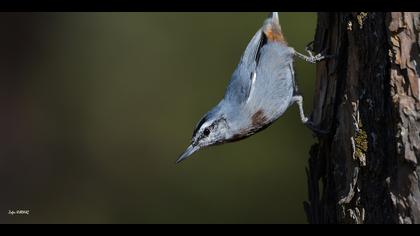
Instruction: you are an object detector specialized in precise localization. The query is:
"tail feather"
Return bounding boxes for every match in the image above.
[263,12,286,44]
[270,12,279,25]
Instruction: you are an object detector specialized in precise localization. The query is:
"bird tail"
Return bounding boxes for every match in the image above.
[263,12,286,43]
[270,12,279,25]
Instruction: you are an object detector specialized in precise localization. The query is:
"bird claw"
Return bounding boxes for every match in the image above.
[298,41,335,64]
[295,49,329,64]
[304,119,330,136]
[305,41,315,52]
[308,53,325,63]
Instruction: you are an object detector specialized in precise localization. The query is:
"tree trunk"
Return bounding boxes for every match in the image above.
[304,12,420,224]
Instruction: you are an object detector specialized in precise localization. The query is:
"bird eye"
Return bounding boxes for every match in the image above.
[203,128,210,136]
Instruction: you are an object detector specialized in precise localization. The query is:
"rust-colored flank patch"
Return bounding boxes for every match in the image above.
[251,110,268,127]
[230,130,248,142]
[226,111,270,143]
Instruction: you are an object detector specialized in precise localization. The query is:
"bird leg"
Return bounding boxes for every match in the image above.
[291,95,330,135]
[291,95,308,123]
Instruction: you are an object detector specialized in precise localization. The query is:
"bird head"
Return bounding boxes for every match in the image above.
[176,108,230,164]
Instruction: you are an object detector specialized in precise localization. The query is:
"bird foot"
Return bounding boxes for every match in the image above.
[295,41,335,64]
[304,119,330,136]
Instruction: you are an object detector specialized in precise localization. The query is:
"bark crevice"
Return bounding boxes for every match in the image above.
[304,12,420,224]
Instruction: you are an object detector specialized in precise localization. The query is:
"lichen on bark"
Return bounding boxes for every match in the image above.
[304,12,420,224]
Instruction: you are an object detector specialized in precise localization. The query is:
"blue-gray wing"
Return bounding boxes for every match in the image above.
[255,43,295,84]
[224,30,294,105]
[224,29,264,104]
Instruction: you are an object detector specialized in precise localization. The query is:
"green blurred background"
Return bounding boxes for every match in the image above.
[0,12,317,224]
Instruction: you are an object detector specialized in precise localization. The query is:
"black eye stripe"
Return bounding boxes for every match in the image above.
[192,115,209,137]
[193,116,226,139]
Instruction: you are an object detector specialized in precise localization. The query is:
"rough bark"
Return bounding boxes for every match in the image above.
[304,12,420,224]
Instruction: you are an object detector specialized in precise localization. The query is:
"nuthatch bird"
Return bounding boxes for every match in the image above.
[177,12,327,163]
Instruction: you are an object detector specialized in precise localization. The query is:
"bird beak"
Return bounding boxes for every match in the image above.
[176,144,199,164]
